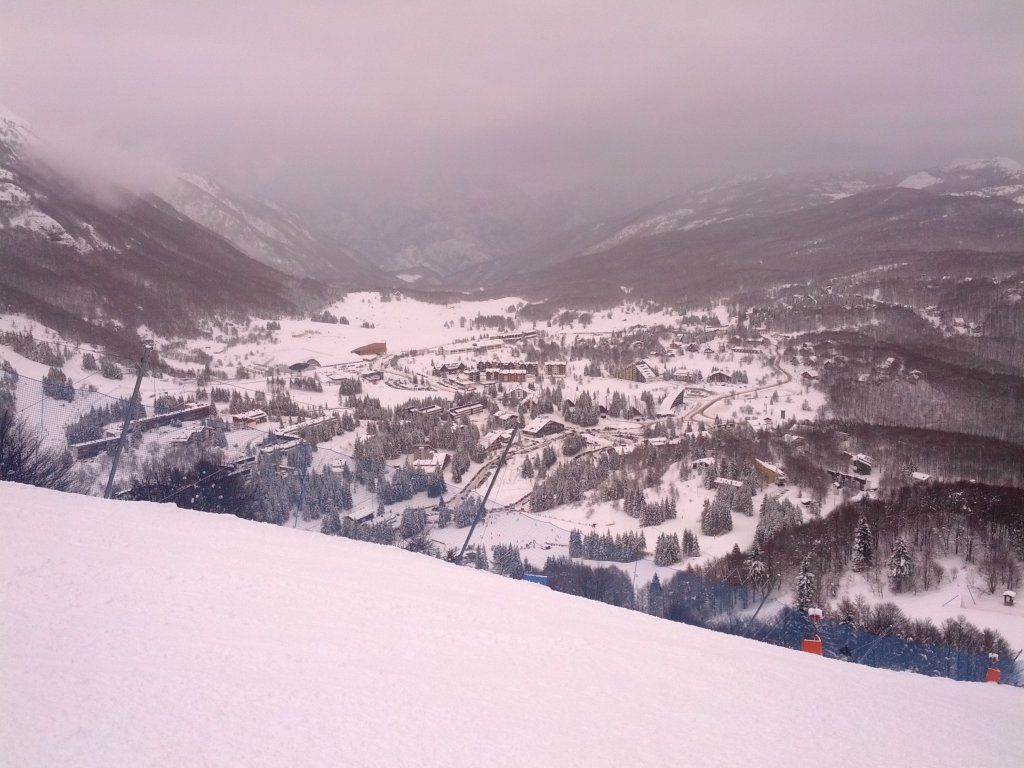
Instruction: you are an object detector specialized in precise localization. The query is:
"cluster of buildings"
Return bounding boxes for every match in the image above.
[433,358,567,385]
[69,404,218,461]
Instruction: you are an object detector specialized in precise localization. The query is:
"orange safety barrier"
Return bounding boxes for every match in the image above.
[801,637,823,656]
[985,667,1001,684]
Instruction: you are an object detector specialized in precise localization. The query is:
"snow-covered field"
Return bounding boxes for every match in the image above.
[1,482,1019,768]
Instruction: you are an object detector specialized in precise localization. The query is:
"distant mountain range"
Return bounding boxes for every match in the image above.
[3,102,1022,339]
[495,162,1024,304]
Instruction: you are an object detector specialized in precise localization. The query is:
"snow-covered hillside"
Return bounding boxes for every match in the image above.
[164,173,377,282]
[1,482,1019,768]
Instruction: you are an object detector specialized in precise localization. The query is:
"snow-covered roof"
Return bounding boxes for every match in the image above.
[523,416,562,435]
[656,387,686,416]
[634,361,658,380]
[413,452,449,470]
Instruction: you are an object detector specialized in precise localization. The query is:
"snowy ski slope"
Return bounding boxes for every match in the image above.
[1,482,1020,767]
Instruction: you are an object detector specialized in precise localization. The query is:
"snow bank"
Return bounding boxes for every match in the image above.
[1,482,1019,768]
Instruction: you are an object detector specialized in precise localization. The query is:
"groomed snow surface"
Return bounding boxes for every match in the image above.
[1,482,1019,768]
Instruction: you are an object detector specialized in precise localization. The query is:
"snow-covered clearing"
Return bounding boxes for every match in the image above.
[1,482,1019,768]
[836,565,1024,650]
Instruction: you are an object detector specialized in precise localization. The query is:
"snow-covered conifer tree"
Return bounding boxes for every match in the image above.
[794,556,816,612]
[851,517,873,572]
[888,538,913,592]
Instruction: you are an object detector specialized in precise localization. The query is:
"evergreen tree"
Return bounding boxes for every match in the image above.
[851,517,873,572]
[735,490,754,517]
[475,545,489,570]
[648,573,665,618]
[568,528,583,558]
[888,538,913,592]
[794,556,816,613]
[744,544,769,595]
[491,543,525,578]
[521,455,534,478]
[320,509,342,536]
[654,532,682,566]
[437,499,451,528]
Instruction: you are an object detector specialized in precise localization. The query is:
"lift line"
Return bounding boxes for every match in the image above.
[455,427,518,564]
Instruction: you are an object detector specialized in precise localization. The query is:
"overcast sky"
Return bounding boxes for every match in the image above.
[2,0,1022,207]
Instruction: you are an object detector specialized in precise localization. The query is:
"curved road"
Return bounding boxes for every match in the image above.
[681,343,794,425]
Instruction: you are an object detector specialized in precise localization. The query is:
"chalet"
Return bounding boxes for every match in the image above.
[646,436,668,447]
[361,370,384,382]
[522,416,565,438]
[911,472,933,484]
[232,409,268,426]
[685,343,700,353]
[656,387,687,417]
[413,449,450,472]
[434,362,466,376]
[625,405,644,420]
[801,370,819,381]
[492,410,520,428]
[856,373,871,384]
[449,402,485,418]
[691,457,716,469]
[908,369,923,382]
[703,347,715,355]
[346,507,378,525]
[352,342,387,357]
[714,477,744,489]
[672,369,700,383]
[544,361,567,377]
[482,429,515,452]
[852,453,875,474]
[755,459,787,486]
[706,370,732,385]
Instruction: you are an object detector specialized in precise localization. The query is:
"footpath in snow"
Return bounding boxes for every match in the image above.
[0,482,1020,768]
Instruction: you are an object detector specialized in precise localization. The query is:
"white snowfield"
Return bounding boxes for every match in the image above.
[0,482,1019,768]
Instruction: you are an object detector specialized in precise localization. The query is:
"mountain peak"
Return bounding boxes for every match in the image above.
[943,156,1023,174]
[0,104,35,157]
